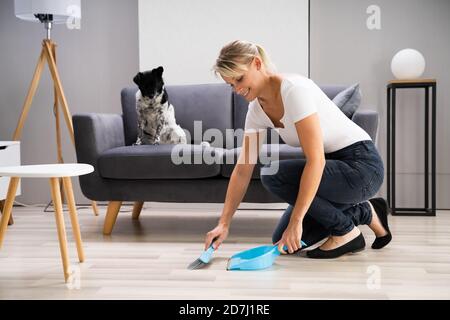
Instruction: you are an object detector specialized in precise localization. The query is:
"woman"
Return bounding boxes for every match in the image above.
[204,40,392,259]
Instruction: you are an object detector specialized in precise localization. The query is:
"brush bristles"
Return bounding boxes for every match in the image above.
[187,259,206,270]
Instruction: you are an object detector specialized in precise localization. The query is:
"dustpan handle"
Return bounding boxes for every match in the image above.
[280,240,307,252]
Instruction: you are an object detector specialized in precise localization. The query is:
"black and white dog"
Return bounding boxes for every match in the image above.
[133,66,187,145]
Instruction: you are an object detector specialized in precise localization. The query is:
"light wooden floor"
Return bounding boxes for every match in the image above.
[1,202,449,300]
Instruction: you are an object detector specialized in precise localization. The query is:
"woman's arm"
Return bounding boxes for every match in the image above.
[277,113,326,253]
[205,131,264,250]
[291,113,325,221]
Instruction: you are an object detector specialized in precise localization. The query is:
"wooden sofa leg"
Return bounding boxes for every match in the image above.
[132,202,144,220]
[103,201,122,235]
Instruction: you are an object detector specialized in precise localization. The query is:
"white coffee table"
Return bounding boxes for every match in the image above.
[0,163,94,282]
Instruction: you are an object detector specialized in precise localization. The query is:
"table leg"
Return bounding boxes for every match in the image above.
[0,178,20,248]
[49,177,71,282]
[432,83,437,215]
[392,88,397,214]
[0,200,14,225]
[387,87,391,209]
[425,87,429,211]
[62,177,85,262]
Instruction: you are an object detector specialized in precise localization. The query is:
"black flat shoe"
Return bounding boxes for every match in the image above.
[306,233,366,259]
[369,197,392,249]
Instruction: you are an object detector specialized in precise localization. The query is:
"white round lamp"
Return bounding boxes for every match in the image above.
[391,48,426,80]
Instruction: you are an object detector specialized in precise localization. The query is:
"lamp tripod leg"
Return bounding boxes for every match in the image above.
[51,43,66,204]
[13,48,46,141]
[43,40,75,145]
[11,45,47,223]
[43,40,99,216]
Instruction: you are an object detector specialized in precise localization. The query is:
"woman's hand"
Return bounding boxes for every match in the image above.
[276,220,303,254]
[204,223,229,251]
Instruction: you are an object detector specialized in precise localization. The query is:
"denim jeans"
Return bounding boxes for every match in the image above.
[260,140,384,247]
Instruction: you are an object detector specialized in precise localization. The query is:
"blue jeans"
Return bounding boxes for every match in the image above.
[260,140,384,247]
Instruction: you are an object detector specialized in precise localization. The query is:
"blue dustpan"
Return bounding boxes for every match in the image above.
[227,240,307,271]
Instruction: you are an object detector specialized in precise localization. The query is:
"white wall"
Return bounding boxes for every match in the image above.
[138,0,309,84]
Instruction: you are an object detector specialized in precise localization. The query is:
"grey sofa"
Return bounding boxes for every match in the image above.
[73,83,379,235]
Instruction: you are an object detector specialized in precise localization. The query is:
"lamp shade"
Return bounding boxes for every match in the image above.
[15,0,81,24]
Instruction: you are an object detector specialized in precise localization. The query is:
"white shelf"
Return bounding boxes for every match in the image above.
[0,141,20,147]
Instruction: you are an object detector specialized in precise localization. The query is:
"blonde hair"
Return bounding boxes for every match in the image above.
[212,40,276,79]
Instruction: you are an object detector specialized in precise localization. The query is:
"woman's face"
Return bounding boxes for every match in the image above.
[222,57,264,101]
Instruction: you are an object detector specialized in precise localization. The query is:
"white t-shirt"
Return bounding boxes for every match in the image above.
[244,74,371,153]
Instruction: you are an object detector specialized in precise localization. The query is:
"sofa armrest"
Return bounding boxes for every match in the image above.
[352,109,379,144]
[73,113,125,170]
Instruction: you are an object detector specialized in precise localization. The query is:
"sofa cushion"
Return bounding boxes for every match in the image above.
[121,85,140,146]
[332,83,361,118]
[98,144,222,179]
[220,144,304,179]
[166,84,233,148]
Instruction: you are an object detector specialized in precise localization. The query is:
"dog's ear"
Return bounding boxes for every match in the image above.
[133,72,143,86]
[156,66,164,75]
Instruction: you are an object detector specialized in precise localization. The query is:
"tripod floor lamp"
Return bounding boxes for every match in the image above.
[12,0,98,216]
